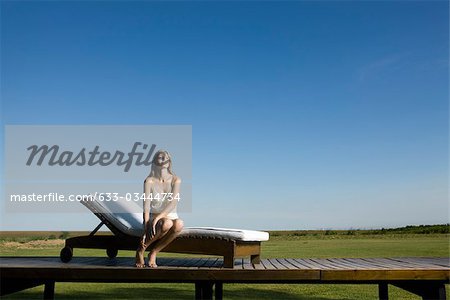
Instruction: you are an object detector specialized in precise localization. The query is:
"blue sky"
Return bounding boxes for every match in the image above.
[1,1,448,231]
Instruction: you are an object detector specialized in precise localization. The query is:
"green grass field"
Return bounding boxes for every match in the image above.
[1,233,449,299]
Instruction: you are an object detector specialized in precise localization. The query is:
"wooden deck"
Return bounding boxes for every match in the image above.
[1,256,449,299]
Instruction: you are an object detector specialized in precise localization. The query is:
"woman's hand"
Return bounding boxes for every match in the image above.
[141,221,150,246]
[150,217,160,239]
[140,234,146,248]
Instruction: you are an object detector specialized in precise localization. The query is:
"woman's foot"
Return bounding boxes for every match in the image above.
[147,250,158,268]
[135,247,146,268]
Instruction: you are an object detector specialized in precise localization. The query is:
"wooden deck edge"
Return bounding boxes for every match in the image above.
[321,269,450,281]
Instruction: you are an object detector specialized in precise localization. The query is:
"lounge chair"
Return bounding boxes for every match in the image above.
[60,195,269,268]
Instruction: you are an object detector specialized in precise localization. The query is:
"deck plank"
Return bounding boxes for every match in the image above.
[242,258,254,270]
[294,258,329,269]
[183,257,205,268]
[308,258,341,270]
[260,259,276,270]
[201,258,220,268]
[396,257,450,268]
[253,261,266,270]
[361,258,418,269]
[380,258,444,269]
[234,258,245,270]
[336,258,380,270]
[196,258,212,268]
[158,257,183,267]
[328,259,364,270]
[209,258,224,269]
[342,258,391,269]
[319,258,357,270]
[285,258,314,269]
[325,258,365,270]
[268,258,288,270]
[359,258,439,270]
[276,258,300,270]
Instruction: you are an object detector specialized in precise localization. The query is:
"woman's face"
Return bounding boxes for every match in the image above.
[155,152,170,168]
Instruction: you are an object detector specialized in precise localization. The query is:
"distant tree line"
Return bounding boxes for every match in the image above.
[268,224,450,237]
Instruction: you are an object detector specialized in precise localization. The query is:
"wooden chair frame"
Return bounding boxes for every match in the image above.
[60,211,262,268]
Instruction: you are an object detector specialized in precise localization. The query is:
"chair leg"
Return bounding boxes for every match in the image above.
[223,255,235,268]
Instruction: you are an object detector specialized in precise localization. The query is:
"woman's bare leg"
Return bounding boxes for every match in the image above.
[135,219,172,267]
[135,247,146,268]
[147,219,184,268]
[146,219,175,267]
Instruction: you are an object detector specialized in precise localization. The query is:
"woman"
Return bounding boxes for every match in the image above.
[135,150,184,268]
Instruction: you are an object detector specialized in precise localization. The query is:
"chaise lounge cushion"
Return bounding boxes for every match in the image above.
[180,227,269,241]
[83,195,269,242]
